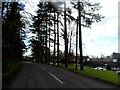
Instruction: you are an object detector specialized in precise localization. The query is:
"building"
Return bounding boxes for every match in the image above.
[84,53,120,71]
[112,52,120,62]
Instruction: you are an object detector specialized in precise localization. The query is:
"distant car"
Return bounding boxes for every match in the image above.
[94,66,106,70]
[50,62,53,65]
[102,68,107,70]
[49,62,57,65]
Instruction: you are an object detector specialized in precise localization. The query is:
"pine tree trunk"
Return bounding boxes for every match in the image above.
[48,16,51,65]
[38,27,40,63]
[64,1,68,67]
[75,17,78,69]
[57,13,59,66]
[45,11,48,64]
[41,22,44,63]
[53,11,56,65]
[78,1,84,70]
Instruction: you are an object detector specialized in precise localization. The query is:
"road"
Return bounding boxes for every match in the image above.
[10,61,118,88]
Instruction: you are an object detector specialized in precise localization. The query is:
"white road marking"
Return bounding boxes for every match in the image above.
[41,67,46,71]
[50,73,64,84]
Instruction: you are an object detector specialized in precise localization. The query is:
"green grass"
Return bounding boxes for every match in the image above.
[82,68,119,85]
[56,64,120,85]
[2,58,23,88]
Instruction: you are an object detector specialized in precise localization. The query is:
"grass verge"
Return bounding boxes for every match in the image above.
[2,58,23,88]
[55,64,120,86]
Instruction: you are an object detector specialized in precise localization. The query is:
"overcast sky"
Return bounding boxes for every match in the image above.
[23,0,119,57]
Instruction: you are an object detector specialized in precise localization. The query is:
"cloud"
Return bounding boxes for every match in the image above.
[84,39,118,56]
[81,0,119,56]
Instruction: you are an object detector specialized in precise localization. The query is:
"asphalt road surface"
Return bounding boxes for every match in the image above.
[10,61,118,88]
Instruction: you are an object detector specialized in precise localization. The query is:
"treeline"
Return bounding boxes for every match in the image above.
[29,1,104,70]
[2,2,26,87]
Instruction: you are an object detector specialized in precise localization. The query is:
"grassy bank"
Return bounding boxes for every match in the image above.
[2,58,23,87]
[56,64,120,85]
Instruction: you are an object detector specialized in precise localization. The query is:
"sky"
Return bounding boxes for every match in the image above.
[22,0,119,57]
[82,0,119,57]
